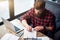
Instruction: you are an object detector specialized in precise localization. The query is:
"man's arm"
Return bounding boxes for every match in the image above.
[20,8,34,31]
[22,19,32,32]
[34,26,53,31]
[34,15,56,31]
[34,26,44,31]
[45,16,56,31]
[21,19,30,28]
[20,8,32,27]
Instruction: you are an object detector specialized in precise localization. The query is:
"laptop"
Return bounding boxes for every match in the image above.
[1,18,21,33]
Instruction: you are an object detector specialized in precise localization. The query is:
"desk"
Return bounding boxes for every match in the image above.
[0,19,53,40]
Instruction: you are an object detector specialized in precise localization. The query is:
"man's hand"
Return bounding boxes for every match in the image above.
[26,26,32,32]
[22,20,32,32]
[46,27,53,31]
[34,26,44,31]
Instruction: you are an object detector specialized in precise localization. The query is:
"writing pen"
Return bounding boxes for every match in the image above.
[16,29,24,34]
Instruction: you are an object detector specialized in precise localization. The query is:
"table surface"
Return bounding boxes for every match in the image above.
[11,19,53,40]
[0,19,53,40]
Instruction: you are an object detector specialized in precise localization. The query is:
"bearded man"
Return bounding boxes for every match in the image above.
[20,0,56,38]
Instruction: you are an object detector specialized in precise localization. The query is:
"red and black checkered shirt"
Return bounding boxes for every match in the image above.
[20,8,55,29]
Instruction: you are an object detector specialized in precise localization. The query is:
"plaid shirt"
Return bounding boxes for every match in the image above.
[20,8,55,30]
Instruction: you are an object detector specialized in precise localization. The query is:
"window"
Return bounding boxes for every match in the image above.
[0,0,34,25]
[14,0,34,16]
[0,0,10,22]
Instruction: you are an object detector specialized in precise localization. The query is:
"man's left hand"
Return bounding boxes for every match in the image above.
[34,26,44,31]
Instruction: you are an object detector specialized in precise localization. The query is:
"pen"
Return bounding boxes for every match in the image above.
[16,29,24,34]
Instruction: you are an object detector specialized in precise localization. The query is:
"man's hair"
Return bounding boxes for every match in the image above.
[34,0,45,10]
[35,0,44,2]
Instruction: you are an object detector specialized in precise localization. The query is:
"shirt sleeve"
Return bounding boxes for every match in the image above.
[19,8,33,21]
[48,15,56,29]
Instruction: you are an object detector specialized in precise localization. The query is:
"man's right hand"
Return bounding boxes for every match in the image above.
[21,20,32,32]
[26,26,32,32]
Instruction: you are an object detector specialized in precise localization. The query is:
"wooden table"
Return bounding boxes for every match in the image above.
[1,19,53,40]
[9,19,53,40]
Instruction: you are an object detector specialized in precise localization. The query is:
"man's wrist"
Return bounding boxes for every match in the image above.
[26,25,31,29]
[41,26,44,30]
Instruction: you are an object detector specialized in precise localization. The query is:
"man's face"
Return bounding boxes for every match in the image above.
[35,8,43,15]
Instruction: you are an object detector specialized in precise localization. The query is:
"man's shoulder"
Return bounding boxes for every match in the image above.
[28,8,34,13]
[25,8,34,15]
[45,9,55,17]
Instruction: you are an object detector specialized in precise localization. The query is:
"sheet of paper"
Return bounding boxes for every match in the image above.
[24,28,36,38]
[1,33,19,40]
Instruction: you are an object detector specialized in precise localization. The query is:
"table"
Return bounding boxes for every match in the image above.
[0,19,53,40]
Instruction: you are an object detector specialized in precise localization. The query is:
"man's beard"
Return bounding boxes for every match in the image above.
[34,10,46,18]
[34,12,41,17]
